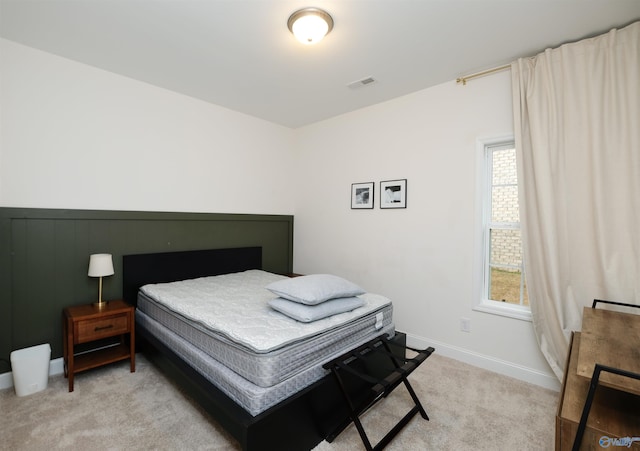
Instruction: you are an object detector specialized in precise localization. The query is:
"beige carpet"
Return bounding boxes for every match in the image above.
[1,353,558,450]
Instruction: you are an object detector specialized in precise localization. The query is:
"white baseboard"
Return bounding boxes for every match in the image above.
[0,357,65,391]
[405,332,561,392]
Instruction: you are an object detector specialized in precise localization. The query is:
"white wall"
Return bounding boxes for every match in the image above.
[293,72,559,389]
[0,39,294,214]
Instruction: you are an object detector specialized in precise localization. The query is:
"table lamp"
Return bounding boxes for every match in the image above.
[88,253,114,308]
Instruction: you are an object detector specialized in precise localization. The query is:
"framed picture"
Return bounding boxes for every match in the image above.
[380,179,407,209]
[351,182,374,209]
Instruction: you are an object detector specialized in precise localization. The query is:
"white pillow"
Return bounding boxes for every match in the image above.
[266,274,365,305]
[268,296,365,323]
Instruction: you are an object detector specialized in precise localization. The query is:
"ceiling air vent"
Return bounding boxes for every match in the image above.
[347,77,377,89]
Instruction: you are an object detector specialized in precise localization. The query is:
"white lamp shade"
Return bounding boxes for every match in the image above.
[88,254,114,277]
[288,8,333,45]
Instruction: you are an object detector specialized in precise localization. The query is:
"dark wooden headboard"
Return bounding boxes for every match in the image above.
[122,247,263,306]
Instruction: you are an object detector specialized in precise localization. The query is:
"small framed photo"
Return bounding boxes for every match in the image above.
[380,179,407,209]
[351,182,374,209]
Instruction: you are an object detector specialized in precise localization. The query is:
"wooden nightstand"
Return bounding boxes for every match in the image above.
[63,299,135,392]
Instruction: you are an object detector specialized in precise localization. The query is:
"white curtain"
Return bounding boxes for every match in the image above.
[511,21,640,380]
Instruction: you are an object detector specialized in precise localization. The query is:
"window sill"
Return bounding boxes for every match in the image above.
[473,300,532,322]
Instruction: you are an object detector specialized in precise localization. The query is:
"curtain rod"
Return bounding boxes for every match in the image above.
[456,64,511,86]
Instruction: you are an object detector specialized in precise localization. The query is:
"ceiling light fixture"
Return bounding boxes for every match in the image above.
[287,7,334,45]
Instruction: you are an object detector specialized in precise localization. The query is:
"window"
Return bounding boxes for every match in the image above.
[475,137,531,320]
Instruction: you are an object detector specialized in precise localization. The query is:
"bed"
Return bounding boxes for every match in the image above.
[123,247,406,451]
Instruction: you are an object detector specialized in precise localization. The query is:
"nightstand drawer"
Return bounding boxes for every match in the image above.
[75,314,129,343]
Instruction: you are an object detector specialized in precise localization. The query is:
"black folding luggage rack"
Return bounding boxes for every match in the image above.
[323,335,435,451]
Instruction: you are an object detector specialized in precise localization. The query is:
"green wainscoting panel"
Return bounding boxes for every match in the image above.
[0,208,294,373]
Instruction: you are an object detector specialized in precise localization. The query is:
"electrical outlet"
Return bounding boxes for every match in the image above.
[460,318,471,333]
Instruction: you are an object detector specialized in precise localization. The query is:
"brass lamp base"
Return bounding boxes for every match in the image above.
[93,275,109,309]
[93,300,109,309]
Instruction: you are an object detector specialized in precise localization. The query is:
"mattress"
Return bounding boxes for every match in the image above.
[137,310,395,416]
[138,270,394,387]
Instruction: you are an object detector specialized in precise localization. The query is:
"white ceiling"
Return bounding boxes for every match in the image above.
[1,1,639,128]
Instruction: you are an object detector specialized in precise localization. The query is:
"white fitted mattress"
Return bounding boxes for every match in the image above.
[136,310,395,416]
[137,270,394,387]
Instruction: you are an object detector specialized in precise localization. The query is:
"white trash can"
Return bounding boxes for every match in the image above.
[10,343,51,396]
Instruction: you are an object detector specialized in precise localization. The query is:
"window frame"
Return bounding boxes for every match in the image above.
[474,136,531,322]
